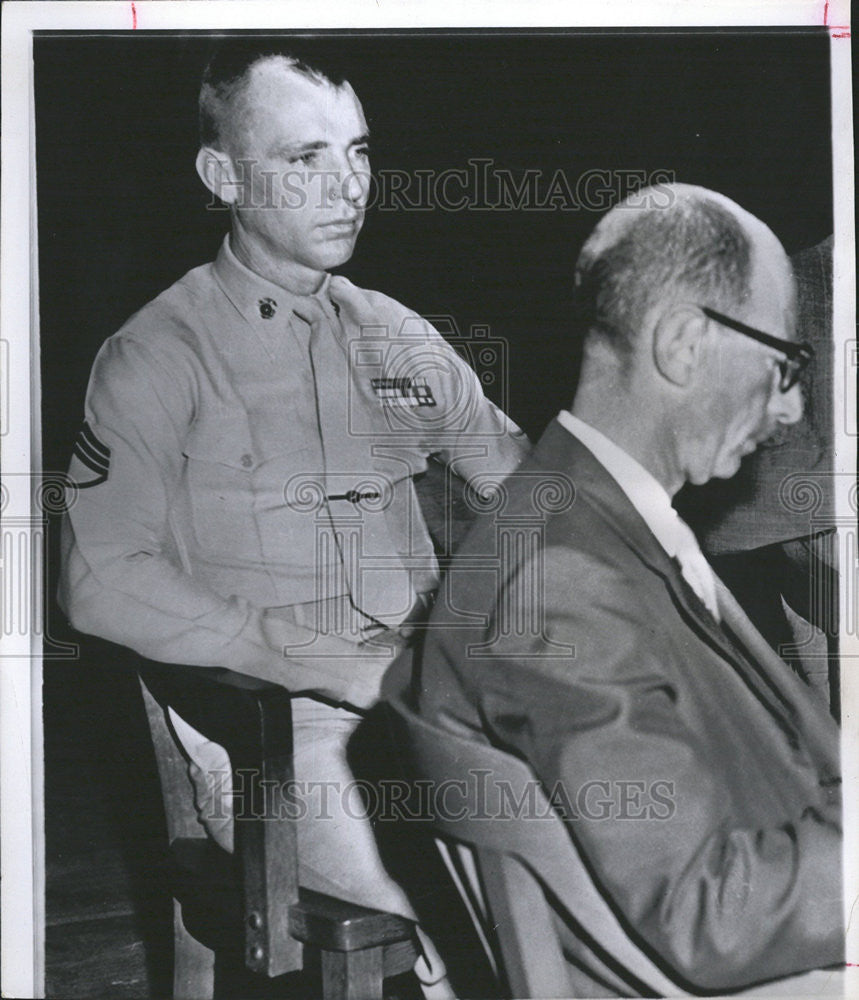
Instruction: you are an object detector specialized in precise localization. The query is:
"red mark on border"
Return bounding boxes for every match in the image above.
[131,2,137,29]
[824,0,851,36]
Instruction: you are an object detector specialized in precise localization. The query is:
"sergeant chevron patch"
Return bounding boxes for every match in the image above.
[70,421,111,487]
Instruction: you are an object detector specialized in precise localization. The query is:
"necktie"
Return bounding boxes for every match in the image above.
[292,294,416,626]
[670,512,721,621]
[713,575,782,669]
[713,571,840,782]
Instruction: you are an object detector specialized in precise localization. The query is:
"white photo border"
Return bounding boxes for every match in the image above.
[1,2,853,997]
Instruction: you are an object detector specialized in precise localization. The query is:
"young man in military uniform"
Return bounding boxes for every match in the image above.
[59,41,527,990]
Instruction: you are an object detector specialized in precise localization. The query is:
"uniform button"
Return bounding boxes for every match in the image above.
[258,298,276,319]
[241,453,253,468]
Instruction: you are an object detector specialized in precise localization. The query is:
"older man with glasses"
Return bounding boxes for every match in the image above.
[396,183,843,995]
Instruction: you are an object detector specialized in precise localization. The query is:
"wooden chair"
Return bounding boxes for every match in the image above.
[384,690,844,999]
[137,658,417,1000]
[126,461,471,999]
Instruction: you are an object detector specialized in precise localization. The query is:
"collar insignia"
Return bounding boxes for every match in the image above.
[258,297,277,319]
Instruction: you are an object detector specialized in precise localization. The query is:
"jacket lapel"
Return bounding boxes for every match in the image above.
[531,422,738,654]
[529,421,834,754]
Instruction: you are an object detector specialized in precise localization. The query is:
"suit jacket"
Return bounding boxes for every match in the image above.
[399,419,842,993]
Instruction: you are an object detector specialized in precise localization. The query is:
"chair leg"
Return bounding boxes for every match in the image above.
[321,946,385,1000]
[173,898,216,1000]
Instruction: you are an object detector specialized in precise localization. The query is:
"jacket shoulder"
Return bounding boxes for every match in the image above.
[333,278,445,339]
[117,260,221,348]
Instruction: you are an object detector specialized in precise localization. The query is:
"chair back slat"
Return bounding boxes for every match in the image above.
[477,850,574,998]
[138,667,304,977]
[139,675,207,843]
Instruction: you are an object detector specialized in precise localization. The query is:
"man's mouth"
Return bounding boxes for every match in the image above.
[320,218,360,237]
[757,425,792,450]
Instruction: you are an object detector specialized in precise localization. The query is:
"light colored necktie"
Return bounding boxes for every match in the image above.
[292,294,417,625]
[671,512,721,621]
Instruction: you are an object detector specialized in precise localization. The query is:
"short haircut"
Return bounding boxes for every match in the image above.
[199,38,352,151]
[573,190,753,354]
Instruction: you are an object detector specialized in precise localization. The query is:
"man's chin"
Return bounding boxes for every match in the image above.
[713,453,745,481]
[313,237,358,271]
[689,454,742,485]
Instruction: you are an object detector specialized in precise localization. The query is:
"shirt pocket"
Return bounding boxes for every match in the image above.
[182,414,261,561]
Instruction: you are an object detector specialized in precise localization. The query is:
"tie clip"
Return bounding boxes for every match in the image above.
[327,490,381,503]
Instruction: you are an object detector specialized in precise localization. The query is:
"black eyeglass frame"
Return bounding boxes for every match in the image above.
[700,306,814,392]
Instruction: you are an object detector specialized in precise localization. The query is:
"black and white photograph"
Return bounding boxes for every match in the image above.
[1,2,856,998]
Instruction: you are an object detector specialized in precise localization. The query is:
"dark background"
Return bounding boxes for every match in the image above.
[38,30,832,455]
[35,29,832,994]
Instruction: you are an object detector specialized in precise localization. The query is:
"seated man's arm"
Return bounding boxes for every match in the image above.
[461,548,843,991]
[60,333,391,709]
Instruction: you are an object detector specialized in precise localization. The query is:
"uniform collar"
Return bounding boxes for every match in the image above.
[212,234,332,331]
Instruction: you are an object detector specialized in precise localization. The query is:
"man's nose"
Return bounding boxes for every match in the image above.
[770,380,803,426]
[326,159,369,207]
[341,168,368,205]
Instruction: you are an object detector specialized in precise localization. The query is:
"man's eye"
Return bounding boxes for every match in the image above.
[354,146,371,160]
[290,151,318,166]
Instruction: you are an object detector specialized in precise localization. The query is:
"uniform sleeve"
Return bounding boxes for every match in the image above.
[466,547,843,991]
[411,322,530,487]
[59,333,389,708]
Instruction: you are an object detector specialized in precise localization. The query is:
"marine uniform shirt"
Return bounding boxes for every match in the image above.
[60,236,527,697]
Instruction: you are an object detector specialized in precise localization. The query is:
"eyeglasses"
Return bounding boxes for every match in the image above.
[700,306,813,393]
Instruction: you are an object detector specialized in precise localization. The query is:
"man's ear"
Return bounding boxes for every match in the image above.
[651,305,707,387]
[195,146,240,206]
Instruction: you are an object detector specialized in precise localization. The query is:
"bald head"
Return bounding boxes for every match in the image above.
[573,183,792,360]
[199,40,351,156]
[570,184,801,494]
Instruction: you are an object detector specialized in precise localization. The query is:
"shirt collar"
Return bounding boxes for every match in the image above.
[556,410,686,559]
[212,234,332,329]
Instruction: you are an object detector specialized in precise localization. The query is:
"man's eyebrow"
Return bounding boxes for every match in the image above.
[270,133,371,156]
[272,139,329,156]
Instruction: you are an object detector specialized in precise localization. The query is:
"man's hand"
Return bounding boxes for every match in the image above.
[260,611,412,710]
[344,628,412,710]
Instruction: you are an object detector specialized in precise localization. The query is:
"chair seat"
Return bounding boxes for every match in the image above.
[288,893,416,953]
[170,837,416,958]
